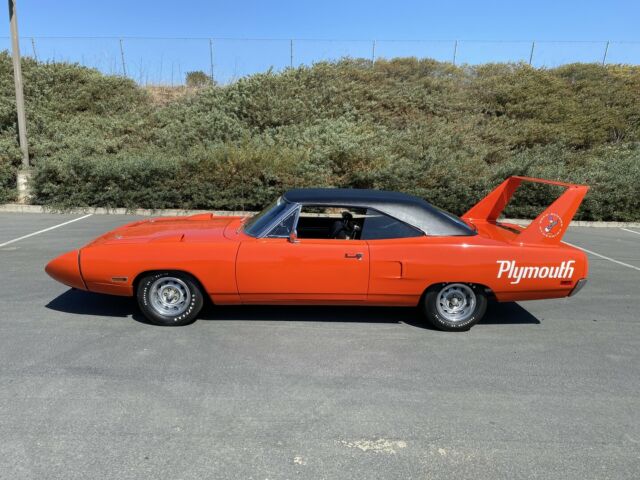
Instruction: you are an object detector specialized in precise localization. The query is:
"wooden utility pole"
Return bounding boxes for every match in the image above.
[8,0,29,168]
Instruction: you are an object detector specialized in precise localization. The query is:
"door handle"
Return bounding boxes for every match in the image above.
[345,253,364,260]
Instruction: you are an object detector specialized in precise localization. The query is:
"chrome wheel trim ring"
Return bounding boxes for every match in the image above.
[149,277,191,317]
[436,283,476,323]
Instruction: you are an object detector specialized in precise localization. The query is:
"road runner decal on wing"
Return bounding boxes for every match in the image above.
[497,260,575,284]
[539,213,563,238]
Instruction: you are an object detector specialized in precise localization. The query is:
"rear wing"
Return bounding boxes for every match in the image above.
[462,176,589,245]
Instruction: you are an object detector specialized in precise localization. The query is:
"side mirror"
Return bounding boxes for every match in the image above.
[288,230,299,243]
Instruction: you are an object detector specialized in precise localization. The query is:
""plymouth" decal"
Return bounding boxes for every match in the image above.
[497,260,575,284]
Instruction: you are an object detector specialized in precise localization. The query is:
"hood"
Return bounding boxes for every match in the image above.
[87,214,240,246]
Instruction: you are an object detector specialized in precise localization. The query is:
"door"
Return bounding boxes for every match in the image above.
[236,237,369,303]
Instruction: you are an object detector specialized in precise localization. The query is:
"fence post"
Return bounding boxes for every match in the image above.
[602,41,609,65]
[119,38,127,76]
[290,39,293,68]
[371,40,376,64]
[452,40,458,65]
[529,41,535,65]
[209,38,214,83]
[31,36,37,61]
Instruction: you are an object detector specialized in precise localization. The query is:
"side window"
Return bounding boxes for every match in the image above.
[266,209,297,237]
[360,209,424,240]
[296,206,366,240]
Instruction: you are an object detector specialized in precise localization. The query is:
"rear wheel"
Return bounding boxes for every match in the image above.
[136,272,204,326]
[422,283,487,331]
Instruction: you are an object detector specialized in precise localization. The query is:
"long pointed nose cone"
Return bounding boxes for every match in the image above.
[45,250,86,290]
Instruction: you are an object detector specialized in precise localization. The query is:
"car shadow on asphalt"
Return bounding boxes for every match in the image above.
[46,289,541,329]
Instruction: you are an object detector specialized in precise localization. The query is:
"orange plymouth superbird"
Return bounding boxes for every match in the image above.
[46,176,589,331]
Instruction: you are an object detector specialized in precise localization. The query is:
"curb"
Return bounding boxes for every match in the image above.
[0,203,254,217]
[0,203,639,228]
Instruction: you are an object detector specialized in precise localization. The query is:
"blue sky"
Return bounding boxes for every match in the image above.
[2,1,639,84]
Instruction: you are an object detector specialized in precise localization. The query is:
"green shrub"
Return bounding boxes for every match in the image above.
[0,159,16,203]
[32,143,313,210]
[2,52,640,220]
[185,71,214,87]
[495,144,640,221]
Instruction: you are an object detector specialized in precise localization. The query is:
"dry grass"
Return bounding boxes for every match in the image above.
[143,85,200,106]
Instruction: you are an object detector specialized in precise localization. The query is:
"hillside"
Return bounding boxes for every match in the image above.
[1,52,639,220]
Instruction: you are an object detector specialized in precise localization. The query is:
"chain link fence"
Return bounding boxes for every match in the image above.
[2,36,640,85]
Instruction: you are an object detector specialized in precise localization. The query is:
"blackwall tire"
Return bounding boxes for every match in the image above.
[136,272,204,326]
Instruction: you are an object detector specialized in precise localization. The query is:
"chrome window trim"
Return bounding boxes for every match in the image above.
[261,203,301,238]
[257,201,428,239]
[242,196,289,238]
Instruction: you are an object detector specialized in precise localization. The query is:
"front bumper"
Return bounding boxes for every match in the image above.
[45,250,87,290]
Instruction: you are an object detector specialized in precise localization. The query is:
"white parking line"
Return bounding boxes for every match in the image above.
[565,241,640,272]
[0,214,93,248]
[621,227,640,236]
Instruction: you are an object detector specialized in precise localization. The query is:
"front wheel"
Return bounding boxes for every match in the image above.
[136,272,204,326]
[422,283,487,331]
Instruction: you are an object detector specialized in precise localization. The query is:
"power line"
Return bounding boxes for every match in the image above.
[1,35,639,44]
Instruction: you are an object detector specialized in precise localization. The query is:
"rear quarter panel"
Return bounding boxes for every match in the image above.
[367,236,588,304]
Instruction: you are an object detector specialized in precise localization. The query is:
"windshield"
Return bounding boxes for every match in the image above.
[243,197,291,237]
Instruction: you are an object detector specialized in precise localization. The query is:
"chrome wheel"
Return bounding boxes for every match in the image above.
[148,276,191,316]
[436,283,477,323]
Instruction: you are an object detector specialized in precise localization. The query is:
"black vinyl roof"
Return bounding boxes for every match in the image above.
[283,188,475,236]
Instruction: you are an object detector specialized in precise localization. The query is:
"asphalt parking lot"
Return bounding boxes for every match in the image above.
[0,212,638,480]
